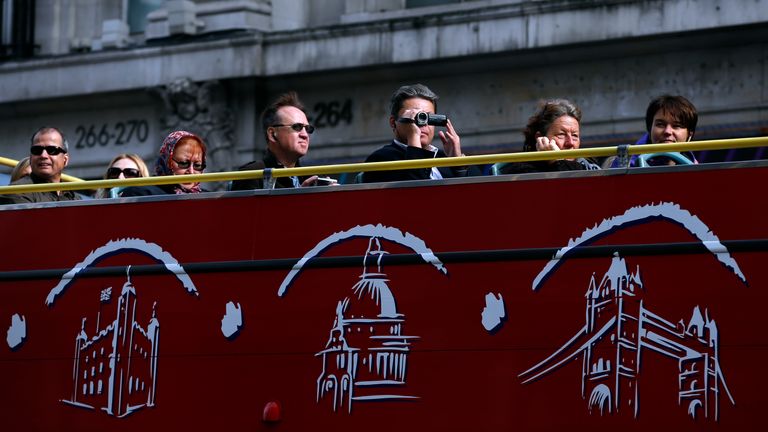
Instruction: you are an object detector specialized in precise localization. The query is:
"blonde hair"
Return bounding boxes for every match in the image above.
[10,157,31,183]
[104,154,150,178]
[95,154,150,198]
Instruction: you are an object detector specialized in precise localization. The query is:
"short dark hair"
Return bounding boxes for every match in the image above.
[523,99,582,152]
[261,91,306,140]
[389,84,439,118]
[645,95,698,135]
[31,126,69,152]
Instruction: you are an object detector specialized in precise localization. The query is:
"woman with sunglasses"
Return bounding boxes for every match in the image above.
[121,130,207,197]
[94,153,149,198]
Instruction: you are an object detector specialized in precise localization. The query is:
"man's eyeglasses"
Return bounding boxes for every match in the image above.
[106,167,141,179]
[172,158,206,171]
[272,123,315,134]
[30,145,67,156]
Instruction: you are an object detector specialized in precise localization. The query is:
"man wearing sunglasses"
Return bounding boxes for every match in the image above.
[231,91,327,190]
[0,127,80,204]
[362,84,468,183]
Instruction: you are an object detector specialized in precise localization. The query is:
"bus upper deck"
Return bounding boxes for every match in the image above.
[0,139,766,431]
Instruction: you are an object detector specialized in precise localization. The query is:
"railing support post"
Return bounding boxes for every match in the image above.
[617,144,630,168]
[262,168,275,189]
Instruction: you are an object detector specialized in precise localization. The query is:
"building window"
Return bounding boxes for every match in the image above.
[0,0,35,59]
[406,0,462,7]
[127,0,163,34]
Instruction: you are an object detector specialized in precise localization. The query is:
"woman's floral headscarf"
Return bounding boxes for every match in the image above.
[155,130,206,194]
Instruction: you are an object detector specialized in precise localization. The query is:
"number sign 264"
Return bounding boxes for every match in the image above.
[310,100,353,128]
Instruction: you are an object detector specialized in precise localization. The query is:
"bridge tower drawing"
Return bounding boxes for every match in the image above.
[315,237,419,413]
[581,253,643,416]
[520,253,735,421]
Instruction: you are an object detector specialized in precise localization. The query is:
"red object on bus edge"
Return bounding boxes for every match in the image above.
[263,401,281,423]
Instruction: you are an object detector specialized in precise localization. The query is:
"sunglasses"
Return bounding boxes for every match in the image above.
[106,167,141,179]
[31,145,67,156]
[272,123,315,134]
[172,158,206,171]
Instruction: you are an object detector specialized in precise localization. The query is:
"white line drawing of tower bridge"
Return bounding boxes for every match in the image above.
[520,253,735,421]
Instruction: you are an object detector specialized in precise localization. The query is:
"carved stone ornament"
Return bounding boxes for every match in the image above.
[152,78,235,189]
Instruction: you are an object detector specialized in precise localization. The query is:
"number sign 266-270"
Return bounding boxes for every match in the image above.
[74,120,150,149]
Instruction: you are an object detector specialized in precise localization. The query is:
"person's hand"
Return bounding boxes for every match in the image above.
[396,109,423,147]
[301,175,319,187]
[301,175,340,187]
[439,119,462,157]
[535,136,560,152]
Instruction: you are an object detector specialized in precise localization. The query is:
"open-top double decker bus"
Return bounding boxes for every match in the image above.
[1,140,766,431]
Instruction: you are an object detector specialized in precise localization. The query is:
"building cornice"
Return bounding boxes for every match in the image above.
[1,0,766,103]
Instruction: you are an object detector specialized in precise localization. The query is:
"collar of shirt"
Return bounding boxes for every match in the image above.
[393,139,438,156]
[392,140,442,179]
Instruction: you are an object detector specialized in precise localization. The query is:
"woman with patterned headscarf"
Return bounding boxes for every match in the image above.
[120,130,207,196]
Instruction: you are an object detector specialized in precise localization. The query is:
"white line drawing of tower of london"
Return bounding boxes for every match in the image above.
[61,267,160,418]
[520,253,735,421]
[316,237,419,413]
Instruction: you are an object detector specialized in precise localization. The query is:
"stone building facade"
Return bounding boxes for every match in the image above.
[1,0,767,180]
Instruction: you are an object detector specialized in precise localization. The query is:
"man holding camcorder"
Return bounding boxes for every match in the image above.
[362,83,468,183]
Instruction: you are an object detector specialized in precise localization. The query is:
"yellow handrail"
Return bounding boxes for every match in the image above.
[0,136,766,196]
[0,156,83,183]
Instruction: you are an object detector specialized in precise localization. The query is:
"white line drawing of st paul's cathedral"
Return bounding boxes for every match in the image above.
[276,224,448,414]
[315,238,419,413]
[520,253,735,421]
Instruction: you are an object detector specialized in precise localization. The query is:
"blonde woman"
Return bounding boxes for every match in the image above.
[95,153,150,198]
[10,157,31,183]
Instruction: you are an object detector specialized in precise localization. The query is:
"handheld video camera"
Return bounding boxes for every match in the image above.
[414,112,448,127]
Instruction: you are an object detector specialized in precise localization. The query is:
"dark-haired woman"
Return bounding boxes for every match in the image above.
[500,99,599,174]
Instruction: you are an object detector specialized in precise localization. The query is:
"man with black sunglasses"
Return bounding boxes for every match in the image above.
[231,91,329,190]
[362,83,469,183]
[0,127,80,205]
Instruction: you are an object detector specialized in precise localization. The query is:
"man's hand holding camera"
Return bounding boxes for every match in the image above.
[396,108,428,148]
[396,109,462,157]
[439,118,462,157]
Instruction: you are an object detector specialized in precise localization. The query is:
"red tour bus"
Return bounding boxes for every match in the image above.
[0,158,765,431]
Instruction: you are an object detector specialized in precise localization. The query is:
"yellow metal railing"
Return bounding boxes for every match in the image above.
[0,156,83,183]
[1,136,767,196]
